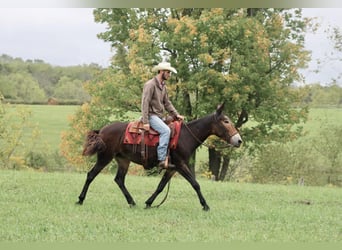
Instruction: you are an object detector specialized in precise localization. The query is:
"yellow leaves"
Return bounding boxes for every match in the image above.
[168,15,198,38]
[81,102,90,115]
[209,23,225,36]
[244,29,252,38]
[129,29,136,40]
[211,8,224,16]
[224,73,240,83]
[201,170,214,180]
[198,53,214,65]
[243,85,251,93]
[232,93,240,101]
[272,13,284,30]
[128,62,151,82]
[129,25,152,44]
[200,34,208,46]
[206,86,215,94]
[137,26,151,43]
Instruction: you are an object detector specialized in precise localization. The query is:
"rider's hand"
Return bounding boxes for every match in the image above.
[143,123,150,131]
[176,115,185,121]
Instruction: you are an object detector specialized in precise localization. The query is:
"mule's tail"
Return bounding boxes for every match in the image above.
[82,130,106,156]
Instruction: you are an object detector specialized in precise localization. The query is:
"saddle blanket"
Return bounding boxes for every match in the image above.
[123,120,182,149]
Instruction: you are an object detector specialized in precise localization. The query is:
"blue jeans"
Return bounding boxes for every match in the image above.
[149,115,170,161]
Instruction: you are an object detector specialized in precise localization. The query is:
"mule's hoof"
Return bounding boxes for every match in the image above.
[129,203,136,208]
[145,204,152,209]
[76,201,83,205]
[203,205,210,211]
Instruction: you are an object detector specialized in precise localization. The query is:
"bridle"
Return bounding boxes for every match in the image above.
[183,114,238,150]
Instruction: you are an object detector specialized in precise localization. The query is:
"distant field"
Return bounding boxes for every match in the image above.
[11,104,78,151]
[0,169,341,242]
[302,108,342,137]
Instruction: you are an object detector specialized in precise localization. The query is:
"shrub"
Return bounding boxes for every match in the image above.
[251,132,342,187]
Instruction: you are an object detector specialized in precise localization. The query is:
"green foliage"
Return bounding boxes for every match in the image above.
[0,71,46,102]
[0,104,76,171]
[25,151,48,169]
[250,112,342,187]
[312,125,342,185]
[25,150,68,172]
[0,54,100,104]
[0,96,41,169]
[1,170,341,242]
[53,76,90,102]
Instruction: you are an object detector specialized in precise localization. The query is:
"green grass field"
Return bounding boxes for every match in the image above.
[21,105,78,149]
[0,169,341,242]
[301,108,342,137]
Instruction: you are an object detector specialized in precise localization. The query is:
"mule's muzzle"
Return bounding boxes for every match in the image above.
[230,133,242,147]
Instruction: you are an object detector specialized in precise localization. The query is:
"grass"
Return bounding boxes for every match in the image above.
[301,108,342,137]
[0,169,341,242]
[20,105,78,149]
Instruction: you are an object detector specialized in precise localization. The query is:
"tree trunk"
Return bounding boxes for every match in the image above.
[209,147,221,181]
[218,156,230,181]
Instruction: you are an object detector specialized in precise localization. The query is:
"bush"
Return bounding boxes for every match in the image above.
[250,133,342,187]
[25,151,47,169]
[25,150,69,172]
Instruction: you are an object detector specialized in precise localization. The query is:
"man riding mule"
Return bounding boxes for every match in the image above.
[141,62,184,170]
[77,62,242,210]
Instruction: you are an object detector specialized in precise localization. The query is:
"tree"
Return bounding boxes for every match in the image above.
[63,8,310,177]
[0,93,41,169]
[0,54,101,104]
[1,72,46,103]
[53,76,90,102]
[328,25,342,83]
[312,125,342,186]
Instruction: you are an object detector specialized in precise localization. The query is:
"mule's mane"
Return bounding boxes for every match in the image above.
[186,112,216,126]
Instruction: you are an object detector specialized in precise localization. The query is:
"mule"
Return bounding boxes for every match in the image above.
[77,103,242,211]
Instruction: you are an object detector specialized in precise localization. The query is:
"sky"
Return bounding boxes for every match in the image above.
[0,8,341,85]
[0,8,112,67]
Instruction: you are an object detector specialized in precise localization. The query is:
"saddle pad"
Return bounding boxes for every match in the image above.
[123,121,182,149]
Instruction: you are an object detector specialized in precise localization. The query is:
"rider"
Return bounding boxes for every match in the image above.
[141,62,184,169]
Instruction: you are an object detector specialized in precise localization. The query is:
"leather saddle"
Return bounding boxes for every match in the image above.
[123,120,182,149]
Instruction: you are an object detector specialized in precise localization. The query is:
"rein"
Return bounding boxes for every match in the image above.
[150,180,171,208]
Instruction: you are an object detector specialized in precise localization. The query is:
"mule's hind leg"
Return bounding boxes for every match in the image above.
[77,153,113,205]
[114,157,136,207]
[145,170,175,209]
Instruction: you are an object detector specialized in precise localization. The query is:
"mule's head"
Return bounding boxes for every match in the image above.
[212,103,242,148]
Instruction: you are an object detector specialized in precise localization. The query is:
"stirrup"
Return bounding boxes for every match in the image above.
[158,161,175,169]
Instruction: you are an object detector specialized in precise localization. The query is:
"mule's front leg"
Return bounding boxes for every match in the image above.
[77,156,111,205]
[145,170,175,208]
[178,163,210,211]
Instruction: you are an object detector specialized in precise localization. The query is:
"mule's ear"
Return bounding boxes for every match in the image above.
[216,102,225,115]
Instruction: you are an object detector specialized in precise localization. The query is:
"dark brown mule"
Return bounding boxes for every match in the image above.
[77,103,242,211]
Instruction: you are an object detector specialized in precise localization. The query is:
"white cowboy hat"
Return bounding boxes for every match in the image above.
[152,62,177,74]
